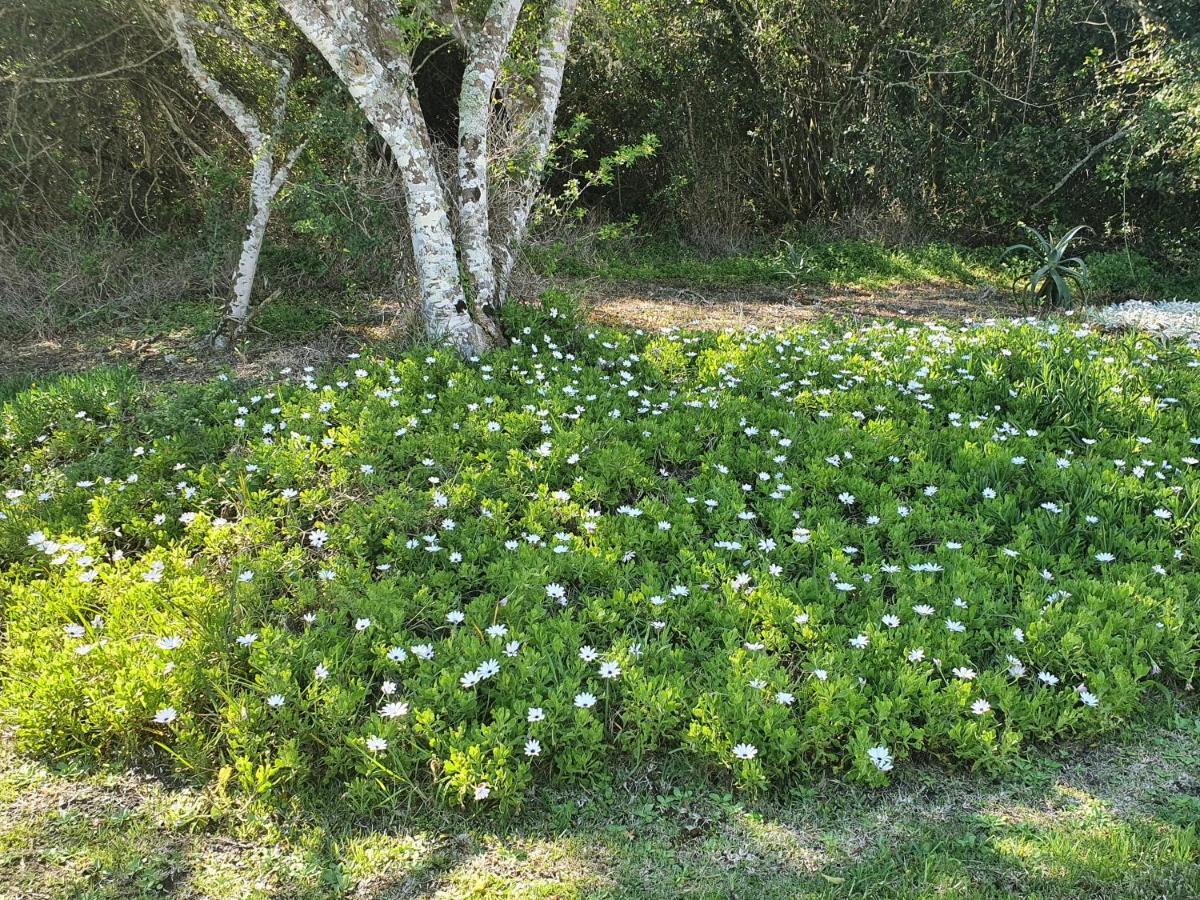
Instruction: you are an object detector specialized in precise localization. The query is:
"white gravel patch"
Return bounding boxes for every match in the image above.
[1088,300,1200,342]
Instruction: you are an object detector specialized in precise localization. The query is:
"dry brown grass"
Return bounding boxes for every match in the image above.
[579,278,1022,332]
[2,277,1022,387]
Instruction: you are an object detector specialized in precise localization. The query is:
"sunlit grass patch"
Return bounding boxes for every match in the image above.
[529,238,1007,289]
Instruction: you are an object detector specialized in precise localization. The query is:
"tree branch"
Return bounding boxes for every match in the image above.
[180,13,290,73]
[432,0,474,48]
[1033,126,1130,208]
[1,47,172,84]
[166,1,267,150]
[270,138,308,197]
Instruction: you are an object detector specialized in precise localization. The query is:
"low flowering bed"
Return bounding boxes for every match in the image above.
[1,303,1197,812]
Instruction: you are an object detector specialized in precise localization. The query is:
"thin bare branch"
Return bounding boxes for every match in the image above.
[1,47,173,84]
[166,1,266,149]
[1033,126,1130,208]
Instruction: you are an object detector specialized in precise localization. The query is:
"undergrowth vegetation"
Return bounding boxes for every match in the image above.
[529,237,1200,301]
[1,301,1198,814]
[5,232,1198,346]
[529,238,1006,288]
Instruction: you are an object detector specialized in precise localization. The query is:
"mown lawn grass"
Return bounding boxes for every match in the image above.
[1,708,1197,898]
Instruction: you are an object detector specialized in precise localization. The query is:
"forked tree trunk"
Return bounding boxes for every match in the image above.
[395,90,492,354]
[277,0,579,357]
[456,0,523,339]
[279,0,490,356]
[166,2,303,349]
[493,0,579,304]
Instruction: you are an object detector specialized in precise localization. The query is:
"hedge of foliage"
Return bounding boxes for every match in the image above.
[1,303,1197,811]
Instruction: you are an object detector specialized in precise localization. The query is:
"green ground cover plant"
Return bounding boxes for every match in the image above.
[1,302,1197,815]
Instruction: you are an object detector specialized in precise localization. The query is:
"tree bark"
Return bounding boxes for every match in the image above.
[166,2,301,349]
[493,0,579,304]
[457,0,522,338]
[278,0,492,356]
[213,157,272,349]
[276,0,580,356]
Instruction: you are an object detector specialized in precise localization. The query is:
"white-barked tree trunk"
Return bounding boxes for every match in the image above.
[276,0,579,357]
[166,1,305,349]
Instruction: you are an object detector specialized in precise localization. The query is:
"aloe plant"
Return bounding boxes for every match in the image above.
[1004,224,1091,309]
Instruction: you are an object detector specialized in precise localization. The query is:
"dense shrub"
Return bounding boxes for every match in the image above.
[1,306,1197,811]
[5,0,1199,288]
[1088,250,1200,301]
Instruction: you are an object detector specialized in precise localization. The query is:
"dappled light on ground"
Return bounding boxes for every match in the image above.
[1,723,1197,897]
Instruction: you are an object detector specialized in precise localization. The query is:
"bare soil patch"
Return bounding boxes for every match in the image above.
[0,299,420,385]
[578,278,1021,332]
[1,280,1017,385]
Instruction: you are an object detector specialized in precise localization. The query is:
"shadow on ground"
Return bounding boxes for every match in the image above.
[2,718,1197,899]
[0,279,1024,388]
[0,294,423,386]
